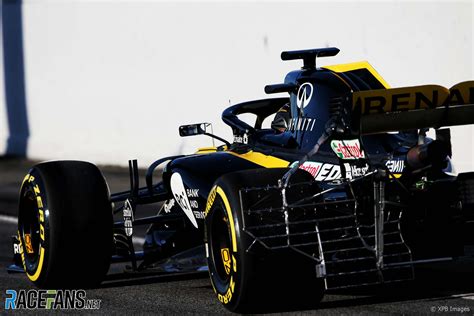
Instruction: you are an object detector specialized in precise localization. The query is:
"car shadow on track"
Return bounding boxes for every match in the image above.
[318,263,474,311]
[97,262,474,314]
[100,270,209,289]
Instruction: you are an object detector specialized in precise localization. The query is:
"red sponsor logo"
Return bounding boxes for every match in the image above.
[294,161,342,181]
[331,140,365,160]
[299,162,322,177]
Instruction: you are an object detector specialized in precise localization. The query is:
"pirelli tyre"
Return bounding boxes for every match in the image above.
[17,161,113,288]
[205,168,325,313]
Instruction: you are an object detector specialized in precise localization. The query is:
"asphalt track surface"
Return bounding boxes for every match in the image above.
[1,158,474,315]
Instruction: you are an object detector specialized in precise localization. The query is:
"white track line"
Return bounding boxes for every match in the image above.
[449,293,474,300]
[0,214,18,225]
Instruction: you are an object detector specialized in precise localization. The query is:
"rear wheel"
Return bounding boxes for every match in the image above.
[205,168,325,313]
[17,161,113,288]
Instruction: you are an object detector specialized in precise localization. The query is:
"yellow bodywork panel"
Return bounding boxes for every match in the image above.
[195,147,218,154]
[227,151,289,168]
[323,61,391,89]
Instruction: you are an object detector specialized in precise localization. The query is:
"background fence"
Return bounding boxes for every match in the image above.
[1,0,473,171]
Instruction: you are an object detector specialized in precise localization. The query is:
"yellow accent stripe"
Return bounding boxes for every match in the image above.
[26,246,44,282]
[227,151,289,168]
[196,147,218,154]
[18,231,26,271]
[216,187,237,252]
[390,174,402,179]
[21,174,29,187]
[323,61,390,89]
[20,174,30,195]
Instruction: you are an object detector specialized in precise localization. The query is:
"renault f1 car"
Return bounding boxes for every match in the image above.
[9,47,474,312]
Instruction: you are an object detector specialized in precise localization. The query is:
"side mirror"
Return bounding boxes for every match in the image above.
[179,123,211,137]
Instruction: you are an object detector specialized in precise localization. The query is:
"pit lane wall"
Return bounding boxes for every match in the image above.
[0,1,473,172]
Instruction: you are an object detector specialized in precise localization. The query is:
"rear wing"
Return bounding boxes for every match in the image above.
[352,81,474,134]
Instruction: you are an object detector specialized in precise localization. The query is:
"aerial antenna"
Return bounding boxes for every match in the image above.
[281,47,340,70]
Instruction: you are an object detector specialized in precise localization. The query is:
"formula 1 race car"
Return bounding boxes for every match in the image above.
[9,47,474,313]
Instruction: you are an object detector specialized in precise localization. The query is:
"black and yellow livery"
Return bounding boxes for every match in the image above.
[10,47,474,313]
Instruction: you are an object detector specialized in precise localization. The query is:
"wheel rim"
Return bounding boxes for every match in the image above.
[209,201,233,288]
[18,179,44,274]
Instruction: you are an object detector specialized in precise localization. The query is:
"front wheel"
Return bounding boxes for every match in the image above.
[17,161,113,288]
[205,168,325,313]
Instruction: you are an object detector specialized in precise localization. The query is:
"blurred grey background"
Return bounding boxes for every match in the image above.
[0,0,473,171]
